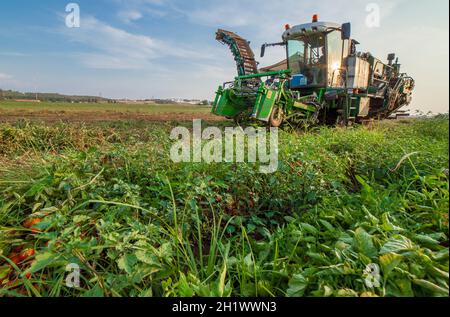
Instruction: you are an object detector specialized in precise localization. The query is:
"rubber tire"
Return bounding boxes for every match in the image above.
[269,107,284,127]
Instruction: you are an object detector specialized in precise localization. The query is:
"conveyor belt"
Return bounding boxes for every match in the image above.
[216,29,259,77]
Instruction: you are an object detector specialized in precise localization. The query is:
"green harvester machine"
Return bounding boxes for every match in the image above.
[211,15,415,127]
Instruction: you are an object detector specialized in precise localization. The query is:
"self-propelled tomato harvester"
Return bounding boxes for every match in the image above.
[211,15,415,127]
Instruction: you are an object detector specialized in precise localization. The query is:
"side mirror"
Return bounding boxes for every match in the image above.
[341,22,351,40]
[387,53,396,65]
[260,44,266,58]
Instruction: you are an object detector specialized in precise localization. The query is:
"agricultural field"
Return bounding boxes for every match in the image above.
[0,113,448,297]
[0,101,216,123]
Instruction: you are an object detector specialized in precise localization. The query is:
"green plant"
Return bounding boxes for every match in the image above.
[0,117,448,297]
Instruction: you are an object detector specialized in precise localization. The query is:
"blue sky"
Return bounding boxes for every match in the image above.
[0,0,448,113]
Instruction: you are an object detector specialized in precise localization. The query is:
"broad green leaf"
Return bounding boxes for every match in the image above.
[117,254,138,274]
[244,253,253,268]
[300,223,318,235]
[360,291,378,297]
[362,206,379,225]
[157,242,173,259]
[131,265,152,284]
[335,288,358,297]
[323,285,333,297]
[306,252,328,264]
[216,262,227,297]
[379,253,402,279]
[359,253,373,266]
[135,250,160,267]
[73,215,91,224]
[31,202,43,213]
[83,283,104,297]
[413,234,441,249]
[257,280,272,297]
[354,228,377,258]
[0,266,11,280]
[433,249,449,262]
[241,283,256,297]
[178,273,194,297]
[395,279,414,297]
[335,241,350,251]
[426,265,449,279]
[413,279,449,296]
[286,274,308,297]
[355,175,373,194]
[139,288,153,297]
[380,235,415,254]
[27,252,59,273]
[319,220,335,232]
[381,213,403,232]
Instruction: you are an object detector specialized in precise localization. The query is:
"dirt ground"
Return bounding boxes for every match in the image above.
[0,110,226,123]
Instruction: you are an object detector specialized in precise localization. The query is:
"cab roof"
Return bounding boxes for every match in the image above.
[282,21,341,41]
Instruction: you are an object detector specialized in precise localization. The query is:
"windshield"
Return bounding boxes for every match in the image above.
[327,30,344,87]
[287,34,327,87]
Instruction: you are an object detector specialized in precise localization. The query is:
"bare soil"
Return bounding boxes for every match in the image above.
[0,110,225,123]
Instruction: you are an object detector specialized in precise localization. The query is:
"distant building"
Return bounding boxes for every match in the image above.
[14,99,41,103]
[115,99,156,104]
[113,98,209,105]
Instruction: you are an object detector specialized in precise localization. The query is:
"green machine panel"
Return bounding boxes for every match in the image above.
[252,87,279,122]
[212,86,247,118]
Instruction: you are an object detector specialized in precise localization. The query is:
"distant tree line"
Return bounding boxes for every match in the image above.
[152,99,178,105]
[0,89,112,103]
[0,89,212,105]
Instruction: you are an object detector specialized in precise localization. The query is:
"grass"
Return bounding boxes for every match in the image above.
[0,117,448,297]
[0,101,212,114]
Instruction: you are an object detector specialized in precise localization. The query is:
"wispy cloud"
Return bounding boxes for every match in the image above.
[178,0,407,49]
[60,16,209,70]
[114,0,170,23]
[0,73,13,81]
[118,10,143,23]
[0,52,29,57]
[0,73,19,88]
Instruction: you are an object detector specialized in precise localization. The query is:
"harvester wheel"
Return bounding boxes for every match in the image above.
[269,107,284,127]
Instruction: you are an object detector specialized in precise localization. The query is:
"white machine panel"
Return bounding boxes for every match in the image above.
[359,97,370,117]
[346,56,370,89]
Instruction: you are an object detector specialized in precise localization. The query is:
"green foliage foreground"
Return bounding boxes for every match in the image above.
[0,118,448,297]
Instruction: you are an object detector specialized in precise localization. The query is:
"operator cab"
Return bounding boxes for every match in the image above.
[282,16,352,89]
